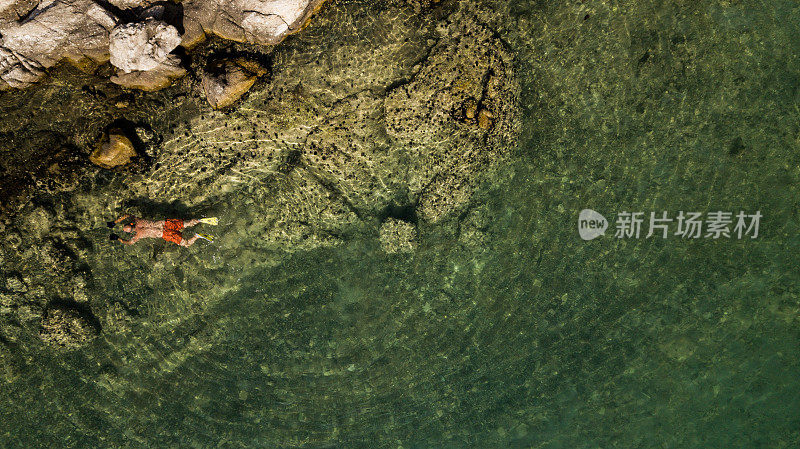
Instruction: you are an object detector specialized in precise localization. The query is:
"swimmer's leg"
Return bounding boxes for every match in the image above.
[180,234,200,247]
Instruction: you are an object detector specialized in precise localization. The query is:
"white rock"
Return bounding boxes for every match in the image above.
[240,0,309,44]
[109,18,181,73]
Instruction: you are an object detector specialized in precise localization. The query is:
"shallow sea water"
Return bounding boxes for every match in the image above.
[2,0,800,447]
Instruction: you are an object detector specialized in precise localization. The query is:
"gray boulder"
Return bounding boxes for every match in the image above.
[108,17,186,90]
[0,0,116,71]
[109,18,181,73]
[0,48,45,89]
[0,0,116,89]
[182,0,325,47]
[0,0,40,27]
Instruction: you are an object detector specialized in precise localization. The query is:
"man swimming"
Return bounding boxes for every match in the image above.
[108,214,216,247]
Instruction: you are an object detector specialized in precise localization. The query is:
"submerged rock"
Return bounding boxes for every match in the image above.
[39,303,99,348]
[477,108,494,130]
[201,58,267,109]
[379,218,417,254]
[110,61,187,91]
[383,6,520,222]
[89,130,137,168]
[391,0,442,11]
[4,273,27,293]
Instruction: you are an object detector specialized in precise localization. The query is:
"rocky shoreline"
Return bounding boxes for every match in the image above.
[0,0,324,91]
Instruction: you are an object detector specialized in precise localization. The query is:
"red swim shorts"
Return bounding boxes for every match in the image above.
[162,219,185,245]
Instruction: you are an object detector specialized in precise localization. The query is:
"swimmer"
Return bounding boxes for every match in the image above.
[108,214,217,247]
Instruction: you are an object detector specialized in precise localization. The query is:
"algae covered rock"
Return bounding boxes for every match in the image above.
[379,218,417,254]
[39,303,100,348]
[458,204,491,247]
[385,6,520,222]
[89,130,137,168]
[389,0,442,13]
[4,273,27,293]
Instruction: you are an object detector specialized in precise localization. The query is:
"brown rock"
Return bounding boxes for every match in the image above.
[477,109,494,130]
[89,130,137,168]
[181,18,208,49]
[201,59,265,109]
[233,57,268,77]
[110,60,187,91]
[463,97,478,120]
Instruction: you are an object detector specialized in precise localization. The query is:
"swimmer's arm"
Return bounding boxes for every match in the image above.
[114,214,133,224]
[118,233,140,245]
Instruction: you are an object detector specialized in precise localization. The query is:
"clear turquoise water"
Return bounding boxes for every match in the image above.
[2,0,800,447]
